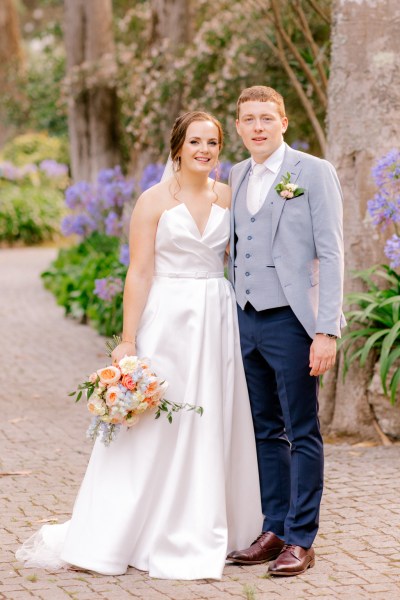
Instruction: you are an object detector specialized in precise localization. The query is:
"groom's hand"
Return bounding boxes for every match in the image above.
[309,334,337,376]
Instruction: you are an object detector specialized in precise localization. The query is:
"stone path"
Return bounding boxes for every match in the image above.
[1,247,400,600]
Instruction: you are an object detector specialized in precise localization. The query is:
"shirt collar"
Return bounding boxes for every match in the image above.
[251,142,285,175]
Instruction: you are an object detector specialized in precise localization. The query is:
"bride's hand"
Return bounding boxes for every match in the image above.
[111,341,136,365]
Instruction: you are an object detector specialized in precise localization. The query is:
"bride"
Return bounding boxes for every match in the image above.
[16,111,263,580]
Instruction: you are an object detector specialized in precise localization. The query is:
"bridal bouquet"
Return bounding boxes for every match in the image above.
[70,349,203,446]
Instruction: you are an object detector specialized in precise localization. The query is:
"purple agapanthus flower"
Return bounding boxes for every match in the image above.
[63,165,135,238]
[65,181,92,210]
[61,214,97,237]
[291,140,310,151]
[39,159,68,179]
[105,211,123,237]
[94,277,124,302]
[368,149,400,231]
[0,161,22,181]
[384,234,400,269]
[140,163,164,192]
[119,243,130,266]
[209,161,232,182]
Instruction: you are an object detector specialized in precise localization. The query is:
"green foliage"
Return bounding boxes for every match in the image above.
[1,132,69,167]
[0,182,64,245]
[41,233,127,336]
[1,24,68,138]
[340,265,400,404]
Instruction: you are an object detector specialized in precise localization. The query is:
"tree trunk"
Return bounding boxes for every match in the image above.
[64,0,120,182]
[0,0,23,146]
[131,0,191,172]
[322,0,400,439]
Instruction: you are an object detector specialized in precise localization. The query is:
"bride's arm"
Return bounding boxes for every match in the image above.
[112,192,160,363]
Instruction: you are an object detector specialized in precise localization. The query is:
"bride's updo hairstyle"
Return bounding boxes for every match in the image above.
[170,111,224,172]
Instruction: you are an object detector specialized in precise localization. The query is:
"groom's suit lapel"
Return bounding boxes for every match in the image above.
[270,144,302,243]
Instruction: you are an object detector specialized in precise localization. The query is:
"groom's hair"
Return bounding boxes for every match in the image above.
[236,86,286,119]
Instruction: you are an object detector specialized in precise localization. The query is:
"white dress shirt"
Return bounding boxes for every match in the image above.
[246,142,286,215]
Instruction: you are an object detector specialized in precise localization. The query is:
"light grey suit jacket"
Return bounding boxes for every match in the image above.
[229,143,346,339]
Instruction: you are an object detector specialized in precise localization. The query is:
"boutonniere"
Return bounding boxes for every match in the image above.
[275,172,305,199]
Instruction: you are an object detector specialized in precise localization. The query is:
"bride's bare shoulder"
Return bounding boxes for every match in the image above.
[213,180,231,209]
[134,180,173,216]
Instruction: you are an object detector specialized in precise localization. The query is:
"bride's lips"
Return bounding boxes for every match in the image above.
[195,157,210,163]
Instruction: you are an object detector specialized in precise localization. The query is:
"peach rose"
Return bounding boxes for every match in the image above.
[87,398,106,416]
[105,385,121,407]
[97,365,121,386]
[121,374,136,390]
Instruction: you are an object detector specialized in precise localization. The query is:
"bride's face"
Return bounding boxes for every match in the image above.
[179,120,220,174]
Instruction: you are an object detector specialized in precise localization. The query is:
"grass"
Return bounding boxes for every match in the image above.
[243,583,257,600]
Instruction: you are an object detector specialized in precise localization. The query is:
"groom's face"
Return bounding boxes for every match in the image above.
[236,101,288,162]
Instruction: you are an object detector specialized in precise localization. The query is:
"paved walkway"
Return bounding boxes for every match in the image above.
[1,247,400,600]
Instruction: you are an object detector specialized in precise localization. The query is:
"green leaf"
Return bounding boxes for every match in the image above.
[359,330,390,366]
[380,320,400,367]
[390,367,400,405]
[380,345,400,395]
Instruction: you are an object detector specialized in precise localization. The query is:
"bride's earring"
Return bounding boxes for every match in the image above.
[174,157,181,172]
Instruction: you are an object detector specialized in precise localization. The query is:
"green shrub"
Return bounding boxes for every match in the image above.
[41,233,127,336]
[1,132,69,167]
[0,182,64,245]
[340,265,400,404]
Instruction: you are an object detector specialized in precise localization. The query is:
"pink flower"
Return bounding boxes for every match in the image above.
[121,373,136,390]
[280,190,290,198]
[97,365,121,385]
[89,372,98,383]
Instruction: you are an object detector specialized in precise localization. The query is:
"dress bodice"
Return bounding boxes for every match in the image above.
[154,203,230,276]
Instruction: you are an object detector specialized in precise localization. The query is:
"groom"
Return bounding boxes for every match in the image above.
[227,86,345,576]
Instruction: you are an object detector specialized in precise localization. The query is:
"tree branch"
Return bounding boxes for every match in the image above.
[270,0,327,108]
[304,0,331,25]
[290,0,328,90]
[261,24,327,154]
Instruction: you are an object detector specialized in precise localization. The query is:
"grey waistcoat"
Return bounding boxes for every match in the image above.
[234,176,289,311]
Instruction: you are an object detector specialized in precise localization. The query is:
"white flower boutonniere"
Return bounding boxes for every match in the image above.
[275,172,305,199]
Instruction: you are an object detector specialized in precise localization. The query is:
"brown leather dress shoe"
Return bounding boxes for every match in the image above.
[268,544,315,576]
[227,531,285,565]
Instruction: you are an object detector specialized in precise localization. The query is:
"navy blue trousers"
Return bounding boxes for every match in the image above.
[237,303,323,548]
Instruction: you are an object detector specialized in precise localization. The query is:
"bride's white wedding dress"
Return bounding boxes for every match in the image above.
[16,202,263,580]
